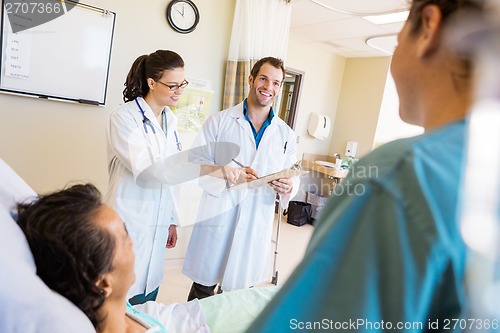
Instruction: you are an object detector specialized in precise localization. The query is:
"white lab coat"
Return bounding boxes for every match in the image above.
[182,102,300,291]
[105,97,181,297]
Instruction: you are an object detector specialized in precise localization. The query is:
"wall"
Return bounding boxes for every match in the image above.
[285,38,346,158]
[329,57,391,158]
[0,1,391,261]
[282,38,344,201]
[0,0,235,194]
[373,69,424,148]
[0,0,236,262]
[285,42,391,201]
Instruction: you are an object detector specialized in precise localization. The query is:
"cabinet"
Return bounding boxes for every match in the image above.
[299,154,350,220]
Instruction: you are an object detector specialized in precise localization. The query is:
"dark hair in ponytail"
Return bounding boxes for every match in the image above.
[123,50,185,102]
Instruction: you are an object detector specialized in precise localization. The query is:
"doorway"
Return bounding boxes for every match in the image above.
[277,67,304,130]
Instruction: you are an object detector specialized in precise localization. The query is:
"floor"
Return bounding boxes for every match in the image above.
[156,216,314,304]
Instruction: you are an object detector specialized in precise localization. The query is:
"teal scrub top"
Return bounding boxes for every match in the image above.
[247,120,468,332]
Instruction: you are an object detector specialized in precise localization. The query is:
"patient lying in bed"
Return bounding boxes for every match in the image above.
[0,159,276,333]
[0,160,95,333]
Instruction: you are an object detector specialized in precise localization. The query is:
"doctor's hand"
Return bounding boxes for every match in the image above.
[166,225,178,249]
[269,178,293,195]
[240,166,259,180]
[223,166,259,185]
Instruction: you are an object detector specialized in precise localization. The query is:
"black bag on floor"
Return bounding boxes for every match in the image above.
[285,201,312,226]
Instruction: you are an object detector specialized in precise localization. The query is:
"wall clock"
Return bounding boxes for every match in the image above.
[166,0,200,34]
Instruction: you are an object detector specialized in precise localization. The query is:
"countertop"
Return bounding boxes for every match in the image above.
[301,159,349,179]
[301,153,349,180]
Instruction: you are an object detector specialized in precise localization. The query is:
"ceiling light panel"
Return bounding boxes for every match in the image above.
[363,11,409,25]
[291,17,388,42]
[309,0,408,16]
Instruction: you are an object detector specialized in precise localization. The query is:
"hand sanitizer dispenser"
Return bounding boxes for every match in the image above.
[345,141,358,157]
[307,112,331,140]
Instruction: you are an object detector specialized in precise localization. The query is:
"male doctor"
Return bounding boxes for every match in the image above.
[183,57,299,300]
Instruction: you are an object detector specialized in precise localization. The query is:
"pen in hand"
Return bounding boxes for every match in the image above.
[232,158,245,168]
[231,159,259,180]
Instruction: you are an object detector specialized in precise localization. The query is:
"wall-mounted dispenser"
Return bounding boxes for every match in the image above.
[345,141,358,157]
[307,112,331,140]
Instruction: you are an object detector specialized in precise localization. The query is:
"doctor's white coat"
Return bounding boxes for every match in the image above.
[182,102,299,291]
[105,97,181,297]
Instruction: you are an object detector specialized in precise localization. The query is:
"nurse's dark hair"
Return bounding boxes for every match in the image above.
[250,57,285,83]
[123,49,185,102]
[407,0,485,35]
[407,0,485,79]
[16,183,115,330]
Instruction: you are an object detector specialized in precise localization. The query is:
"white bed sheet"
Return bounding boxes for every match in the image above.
[136,286,278,333]
[199,286,278,333]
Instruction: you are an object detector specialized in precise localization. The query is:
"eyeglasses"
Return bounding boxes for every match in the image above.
[156,80,189,91]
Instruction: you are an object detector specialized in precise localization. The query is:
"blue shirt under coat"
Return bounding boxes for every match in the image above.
[243,99,274,149]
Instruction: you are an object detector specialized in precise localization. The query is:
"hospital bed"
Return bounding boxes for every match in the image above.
[0,158,277,333]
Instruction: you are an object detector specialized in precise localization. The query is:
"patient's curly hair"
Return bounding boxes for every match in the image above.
[16,183,115,330]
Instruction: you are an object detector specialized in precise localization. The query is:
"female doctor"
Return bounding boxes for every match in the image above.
[105,50,188,305]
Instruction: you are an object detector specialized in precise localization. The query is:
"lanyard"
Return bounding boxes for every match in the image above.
[162,111,168,137]
[162,109,182,151]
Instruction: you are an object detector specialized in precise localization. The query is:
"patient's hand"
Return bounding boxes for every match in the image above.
[166,225,177,248]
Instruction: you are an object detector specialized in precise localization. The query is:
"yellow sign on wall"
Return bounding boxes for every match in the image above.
[172,87,214,132]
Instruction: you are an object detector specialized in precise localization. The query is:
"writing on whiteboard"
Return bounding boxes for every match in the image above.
[4,32,32,79]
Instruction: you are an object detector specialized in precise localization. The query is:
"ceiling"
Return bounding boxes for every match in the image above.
[289,0,410,58]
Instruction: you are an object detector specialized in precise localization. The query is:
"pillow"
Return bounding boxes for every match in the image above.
[0,159,36,203]
[0,158,95,333]
[0,159,37,267]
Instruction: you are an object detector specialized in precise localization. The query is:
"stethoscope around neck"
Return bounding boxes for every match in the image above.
[135,98,182,151]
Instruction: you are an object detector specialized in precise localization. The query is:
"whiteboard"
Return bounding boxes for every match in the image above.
[0,1,115,105]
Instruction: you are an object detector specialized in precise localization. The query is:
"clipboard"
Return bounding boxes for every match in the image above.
[229,169,309,190]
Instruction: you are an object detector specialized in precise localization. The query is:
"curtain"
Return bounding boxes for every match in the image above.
[223,0,292,109]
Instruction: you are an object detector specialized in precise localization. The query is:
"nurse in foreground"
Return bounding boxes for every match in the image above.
[247,0,486,331]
